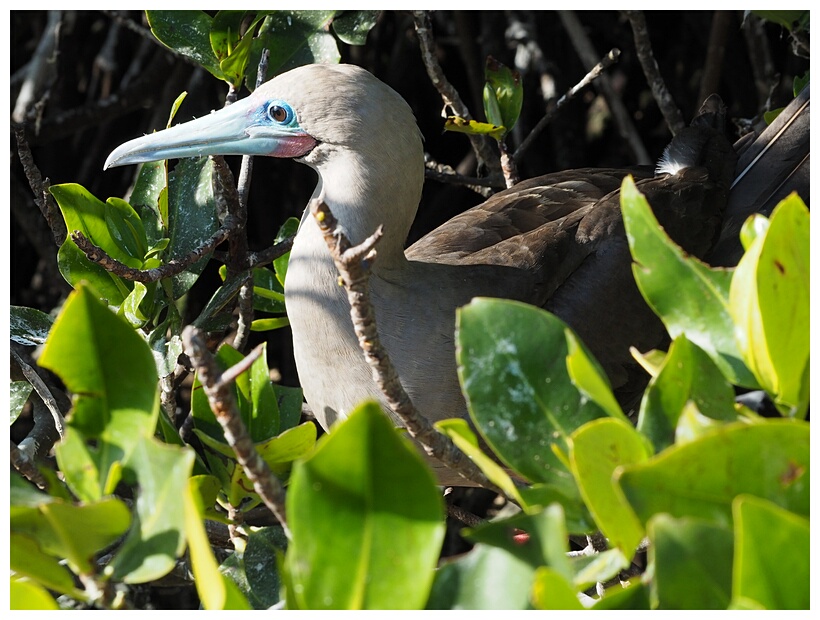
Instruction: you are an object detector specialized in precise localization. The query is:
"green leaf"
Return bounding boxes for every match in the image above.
[107,438,195,583]
[273,216,299,287]
[248,11,341,88]
[250,317,290,331]
[570,547,630,590]
[332,10,380,45]
[10,577,60,610]
[105,196,148,262]
[444,116,506,141]
[167,157,218,298]
[637,335,738,452]
[286,401,444,609]
[191,343,281,444]
[427,543,534,610]
[243,526,288,608]
[10,305,54,346]
[217,13,270,88]
[147,11,225,81]
[729,195,810,417]
[569,418,648,556]
[593,579,651,609]
[10,497,131,575]
[565,330,625,420]
[618,419,809,527]
[731,495,809,609]
[457,298,614,486]
[531,567,585,610]
[466,504,574,583]
[51,184,140,304]
[648,514,733,609]
[434,418,525,504]
[183,478,252,609]
[620,176,757,387]
[484,56,523,134]
[39,286,160,501]
[10,381,33,425]
[10,533,82,598]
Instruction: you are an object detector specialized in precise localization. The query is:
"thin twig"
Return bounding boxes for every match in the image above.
[182,325,290,535]
[424,159,502,195]
[12,10,61,123]
[70,215,236,283]
[248,235,294,268]
[697,10,732,110]
[624,11,685,135]
[13,124,67,246]
[412,10,499,175]
[309,198,503,493]
[11,348,65,438]
[558,11,651,164]
[498,140,519,188]
[514,49,621,163]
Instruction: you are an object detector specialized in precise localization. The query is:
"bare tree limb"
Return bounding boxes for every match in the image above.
[558,11,651,164]
[625,11,686,135]
[309,198,504,493]
[182,326,289,535]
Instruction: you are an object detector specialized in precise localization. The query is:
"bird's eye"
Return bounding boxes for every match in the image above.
[267,102,293,124]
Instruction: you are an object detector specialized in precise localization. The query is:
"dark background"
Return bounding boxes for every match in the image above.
[11,9,808,395]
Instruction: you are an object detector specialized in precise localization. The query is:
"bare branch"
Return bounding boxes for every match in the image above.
[514,48,621,163]
[70,215,236,283]
[309,198,503,493]
[624,11,686,135]
[182,326,289,535]
[413,10,499,175]
[558,11,651,164]
[11,348,65,439]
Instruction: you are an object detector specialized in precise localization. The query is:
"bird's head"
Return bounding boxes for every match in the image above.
[105,63,422,176]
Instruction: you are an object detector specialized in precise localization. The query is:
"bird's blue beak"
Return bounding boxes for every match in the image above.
[104,94,316,169]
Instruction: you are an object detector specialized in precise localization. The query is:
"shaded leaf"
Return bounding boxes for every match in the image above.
[10,381,33,425]
[147,11,225,81]
[10,305,54,346]
[332,10,380,45]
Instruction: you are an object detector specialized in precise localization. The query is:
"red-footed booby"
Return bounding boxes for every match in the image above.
[106,63,735,484]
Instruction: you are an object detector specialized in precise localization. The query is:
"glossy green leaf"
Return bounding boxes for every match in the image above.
[10,577,60,610]
[209,11,250,63]
[618,419,809,527]
[637,335,738,452]
[147,11,225,81]
[51,184,139,304]
[427,543,534,610]
[217,13,270,88]
[444,116,506,141]
[565,330,626,420]
[107,438,195,583]
[192,270,246,330]
[251,317,290,331]
[243,526,288,608]
[10,381,33,425]
[191,343,281,444]
[569,418,648,556]
[286,401,444,610]
[516,482,594,533]
[11,497,130,575]
[332,10,380,45]
[484,56,523,134]
[10,305,54,346]
[120,280,151,328]
[648,514,733,609]
[434,418,524,504]
[39,286,160,501]
[531,567,584,610]
[731,495,809,609]
[105,196,148,262]
[729,195,809,417]
[248,266,286,314]
[620,176,757,387]
[457,298,613,486]
[167,157,218,298]
[183,478,252,609]
[248,11,340,88]
[274,383,303,431]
